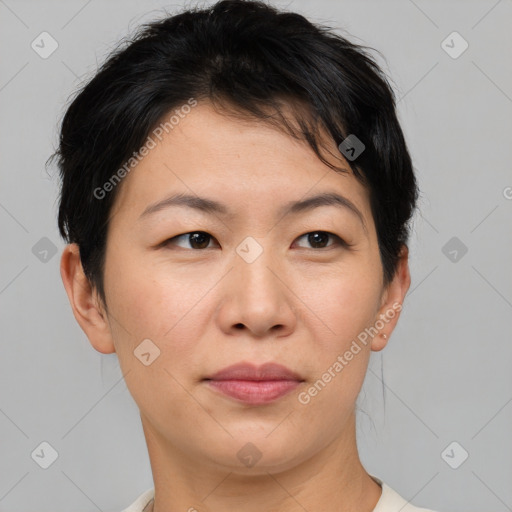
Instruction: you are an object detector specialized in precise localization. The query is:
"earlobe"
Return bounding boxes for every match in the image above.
[371,245,411,352]
[60,243,116,354]
[371,332,389,352]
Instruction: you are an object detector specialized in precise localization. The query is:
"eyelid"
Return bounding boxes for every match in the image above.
[160,231,218,250]
[293,232,349,249]
[160,230,352,250]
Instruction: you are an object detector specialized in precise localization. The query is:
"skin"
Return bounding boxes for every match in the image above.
[60,101,411,512]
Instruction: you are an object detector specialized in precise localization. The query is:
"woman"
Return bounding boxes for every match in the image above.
[55,0,437,510]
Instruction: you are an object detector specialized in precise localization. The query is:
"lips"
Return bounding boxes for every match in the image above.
[205,362,303,382]
[203,362,304,405]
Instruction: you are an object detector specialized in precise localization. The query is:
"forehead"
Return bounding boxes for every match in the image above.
[109,101,372,225]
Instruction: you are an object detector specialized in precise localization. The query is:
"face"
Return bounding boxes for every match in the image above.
[64,101,409,475]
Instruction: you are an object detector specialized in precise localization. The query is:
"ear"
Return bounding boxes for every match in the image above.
[60,243,116,354]
[371,244,411,352]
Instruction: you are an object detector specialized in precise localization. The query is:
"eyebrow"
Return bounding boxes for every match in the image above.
[138,191,366,230]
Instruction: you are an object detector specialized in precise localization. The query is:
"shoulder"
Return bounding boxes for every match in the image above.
[371,476,438,512]
[118,480,440,512]
[119,488,154,512]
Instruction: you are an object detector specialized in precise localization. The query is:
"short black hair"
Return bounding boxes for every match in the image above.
[51,0,418,309]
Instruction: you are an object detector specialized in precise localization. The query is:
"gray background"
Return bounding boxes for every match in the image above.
[1,0,511,510]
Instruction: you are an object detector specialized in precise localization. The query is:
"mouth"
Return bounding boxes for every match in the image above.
[203,362,304,405]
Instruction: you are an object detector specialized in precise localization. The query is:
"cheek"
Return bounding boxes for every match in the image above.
[295,278,378,422]
[307,261,382,343]
[103,264,204,419]
[103,250,213,368]
[297,261,381,395]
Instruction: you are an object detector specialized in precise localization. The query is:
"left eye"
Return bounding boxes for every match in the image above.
[294,231,346,249]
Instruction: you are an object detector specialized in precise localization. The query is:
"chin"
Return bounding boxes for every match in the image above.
[200,432,313,475]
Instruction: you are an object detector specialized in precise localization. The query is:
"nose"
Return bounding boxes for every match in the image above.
[215,246,297,339]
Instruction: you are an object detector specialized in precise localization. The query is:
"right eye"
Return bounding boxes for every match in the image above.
[161,231,219,250]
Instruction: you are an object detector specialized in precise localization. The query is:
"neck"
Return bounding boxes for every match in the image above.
[140,410,382,512]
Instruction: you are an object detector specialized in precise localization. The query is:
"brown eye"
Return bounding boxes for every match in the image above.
[294,231,346,249]
[164,231,218,249]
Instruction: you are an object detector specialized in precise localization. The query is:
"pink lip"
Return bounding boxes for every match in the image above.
[204,362,304,405]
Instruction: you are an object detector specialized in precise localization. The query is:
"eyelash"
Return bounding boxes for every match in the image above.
[160,231,351,251]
